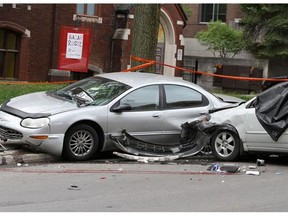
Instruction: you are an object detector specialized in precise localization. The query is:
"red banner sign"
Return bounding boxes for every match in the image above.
[58,26,91,72]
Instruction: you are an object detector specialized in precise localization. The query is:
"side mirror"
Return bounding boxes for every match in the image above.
[111,103,132,112]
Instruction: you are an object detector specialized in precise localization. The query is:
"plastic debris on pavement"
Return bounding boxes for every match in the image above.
[245,159,266,176]
[256,159,266,166]
[245,170,260,176]
[207,163,240,173]
[208,159,268,176]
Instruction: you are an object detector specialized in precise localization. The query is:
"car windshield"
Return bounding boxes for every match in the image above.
[54,76,131,106]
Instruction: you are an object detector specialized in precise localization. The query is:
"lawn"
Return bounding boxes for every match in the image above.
[0,83,67,103]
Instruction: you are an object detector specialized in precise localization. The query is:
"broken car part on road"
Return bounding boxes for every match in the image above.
[110,115,236,161]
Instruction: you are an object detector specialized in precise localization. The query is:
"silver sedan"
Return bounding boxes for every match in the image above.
[0,72,232,161]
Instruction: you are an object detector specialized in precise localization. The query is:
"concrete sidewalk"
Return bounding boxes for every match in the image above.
[0,147,59,166]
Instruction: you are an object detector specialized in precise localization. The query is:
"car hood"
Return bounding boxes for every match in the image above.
[1,91,78,118]
[214,93,245,104]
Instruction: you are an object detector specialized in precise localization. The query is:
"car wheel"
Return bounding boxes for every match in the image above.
[63,124,99,161]
[211,130,240,161]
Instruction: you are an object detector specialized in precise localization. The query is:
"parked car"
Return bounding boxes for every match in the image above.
[209,81,288,161]
[0,72,235,161]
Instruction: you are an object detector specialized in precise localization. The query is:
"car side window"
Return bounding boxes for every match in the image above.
[119,85,160,111]
[164,84,209,109]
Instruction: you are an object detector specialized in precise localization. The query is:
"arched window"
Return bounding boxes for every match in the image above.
[0,29,20,79]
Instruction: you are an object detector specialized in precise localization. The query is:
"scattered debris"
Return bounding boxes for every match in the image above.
[219,164,241,173]
[113,152,183,162]
[246,170,260,176]
[68,184,81,190]
[208,163,219,172]
[207,163,240,173]
[256,159,266,166]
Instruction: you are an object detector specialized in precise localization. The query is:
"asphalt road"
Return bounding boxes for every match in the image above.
[0,152,288,212]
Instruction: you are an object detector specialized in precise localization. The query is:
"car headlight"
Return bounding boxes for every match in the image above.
[21,118,50,129]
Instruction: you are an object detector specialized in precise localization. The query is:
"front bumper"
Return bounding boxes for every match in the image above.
[0,111,64,157]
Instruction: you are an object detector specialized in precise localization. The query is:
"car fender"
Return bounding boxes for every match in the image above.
[208,123,246,155]
[48,106,108,137]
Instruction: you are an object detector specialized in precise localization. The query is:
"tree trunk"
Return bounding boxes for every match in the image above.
[131,4,160,73]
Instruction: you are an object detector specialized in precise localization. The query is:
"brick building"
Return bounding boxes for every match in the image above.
[183,4,244,38]
[182,4,270,91]
[183,4,245,58]
[0,4,187,82]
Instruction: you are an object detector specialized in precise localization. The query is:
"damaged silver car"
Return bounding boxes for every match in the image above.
[0,72,234,161]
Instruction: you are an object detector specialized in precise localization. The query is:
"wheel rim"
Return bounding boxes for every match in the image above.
[201,144,213,155]
[214,131,235,157]
[69,130,94,157]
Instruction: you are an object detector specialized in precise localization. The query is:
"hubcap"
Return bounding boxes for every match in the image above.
[215,131,235,157]
[69,130,94,156]
[201,144,213,155]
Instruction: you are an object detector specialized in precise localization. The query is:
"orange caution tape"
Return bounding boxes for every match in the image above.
[122,57,155,72]
[130,55,288,82]
[3,56,288,84]
[122,61,155,72]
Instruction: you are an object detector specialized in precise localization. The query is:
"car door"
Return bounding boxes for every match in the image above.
[244,100,288,151]
[107,84,165,144]
[160,84,210,144]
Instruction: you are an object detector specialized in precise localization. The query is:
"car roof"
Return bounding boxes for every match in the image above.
[97,71,201,89]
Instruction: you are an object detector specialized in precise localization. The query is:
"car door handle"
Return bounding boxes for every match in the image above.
[152,113,161,118]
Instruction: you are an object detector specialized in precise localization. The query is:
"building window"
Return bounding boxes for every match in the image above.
[0,29,19,79]
[77,4,97,16]
[200,4,227,23]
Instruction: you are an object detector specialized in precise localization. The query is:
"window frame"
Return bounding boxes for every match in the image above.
[162,84,209,110]
[76,4,98,17]
[199,4,227,24]
[0,29,20,79]
[114,84,161,112]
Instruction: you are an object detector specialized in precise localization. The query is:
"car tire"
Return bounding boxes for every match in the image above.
[211,130,240,161]
[63,124,99,161]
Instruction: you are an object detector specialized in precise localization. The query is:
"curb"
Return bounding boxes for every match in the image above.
[0,149,59,166]
[0,148,216,166]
